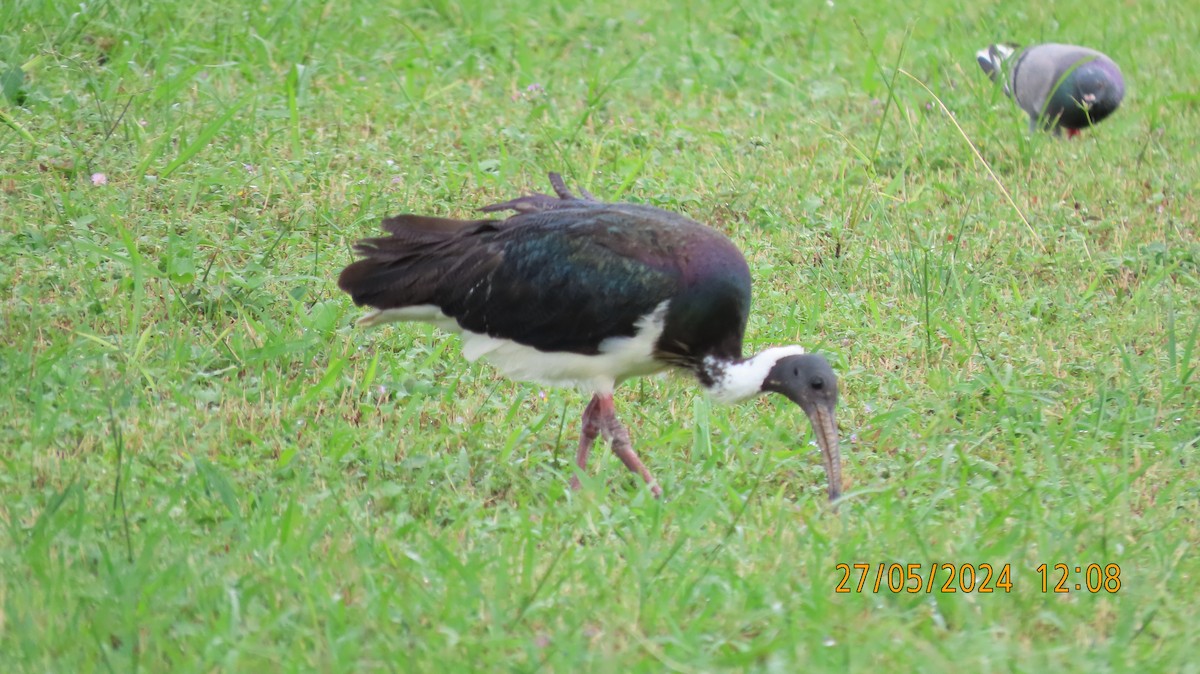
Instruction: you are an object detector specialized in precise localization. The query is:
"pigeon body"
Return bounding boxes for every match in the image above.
[977,43,1125,136]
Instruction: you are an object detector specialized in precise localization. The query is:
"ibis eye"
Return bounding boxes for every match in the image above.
[811,377,824,390]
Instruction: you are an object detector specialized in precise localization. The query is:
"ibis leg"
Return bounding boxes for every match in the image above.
[569,395,603,492]
[596,395,662,498]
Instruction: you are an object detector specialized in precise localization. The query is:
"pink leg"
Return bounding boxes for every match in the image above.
[569,395,602,492]
[594,394,662,498]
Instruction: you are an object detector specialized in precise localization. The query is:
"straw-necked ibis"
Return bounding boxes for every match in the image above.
[338,174,842,500]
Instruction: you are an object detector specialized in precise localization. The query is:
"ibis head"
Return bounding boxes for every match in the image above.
[762,353,841,501]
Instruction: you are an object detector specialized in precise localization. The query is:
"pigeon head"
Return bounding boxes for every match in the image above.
[1070,61,1125,114]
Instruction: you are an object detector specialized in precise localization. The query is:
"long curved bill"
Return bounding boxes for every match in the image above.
[808,403,842,501]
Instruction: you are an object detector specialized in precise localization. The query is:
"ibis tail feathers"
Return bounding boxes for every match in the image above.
[337,215,500,311]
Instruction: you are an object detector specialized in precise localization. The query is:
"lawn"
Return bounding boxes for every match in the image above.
[1,0,1198,671]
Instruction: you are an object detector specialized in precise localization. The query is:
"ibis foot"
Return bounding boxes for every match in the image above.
[569,393,661,498]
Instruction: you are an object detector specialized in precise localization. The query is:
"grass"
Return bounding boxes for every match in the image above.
[1,0,1198,671]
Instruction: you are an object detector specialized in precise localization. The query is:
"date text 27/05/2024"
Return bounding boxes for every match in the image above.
[835,563,1122,594]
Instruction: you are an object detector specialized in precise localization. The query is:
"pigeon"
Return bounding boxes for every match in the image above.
[976,43,1125,137]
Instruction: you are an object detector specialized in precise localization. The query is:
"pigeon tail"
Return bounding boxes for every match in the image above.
[976,43,1018,96]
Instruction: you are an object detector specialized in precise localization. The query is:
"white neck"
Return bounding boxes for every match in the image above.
[703,345,808,405]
